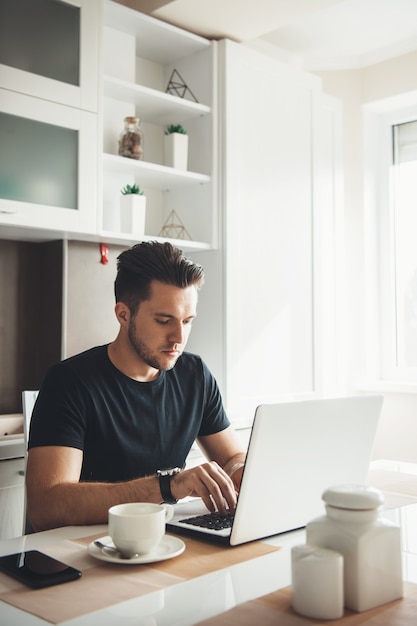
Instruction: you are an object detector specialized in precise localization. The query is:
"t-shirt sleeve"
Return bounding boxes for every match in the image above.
[197,360,230,436]
[28,364,88,451]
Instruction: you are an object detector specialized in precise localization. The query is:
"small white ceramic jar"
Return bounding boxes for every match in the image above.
[306,484,403,612]
[291,544,344,619]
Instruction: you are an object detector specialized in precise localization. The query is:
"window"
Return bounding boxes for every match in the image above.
[366,102,417,383]
[391,120,417,370]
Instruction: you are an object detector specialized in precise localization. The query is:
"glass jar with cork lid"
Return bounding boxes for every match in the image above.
[119,116,144,160]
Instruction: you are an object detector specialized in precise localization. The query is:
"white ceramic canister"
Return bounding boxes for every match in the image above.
[306,484,403,612]
[291,544,344,619]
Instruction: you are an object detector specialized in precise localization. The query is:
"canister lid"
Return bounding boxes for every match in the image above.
[322,484,384,510]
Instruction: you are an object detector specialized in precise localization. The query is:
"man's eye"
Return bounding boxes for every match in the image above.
[156,319,169,325]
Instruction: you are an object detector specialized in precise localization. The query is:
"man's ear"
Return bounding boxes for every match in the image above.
[115,302,129,324]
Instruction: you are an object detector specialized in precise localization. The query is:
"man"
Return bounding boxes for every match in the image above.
[26,241,245,531]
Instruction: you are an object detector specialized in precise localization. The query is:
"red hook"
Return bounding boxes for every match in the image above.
[99,243,109,265]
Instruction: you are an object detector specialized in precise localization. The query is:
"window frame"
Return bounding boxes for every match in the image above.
[364,95,417,386]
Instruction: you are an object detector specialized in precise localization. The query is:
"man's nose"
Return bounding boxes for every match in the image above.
[168,322,184,344]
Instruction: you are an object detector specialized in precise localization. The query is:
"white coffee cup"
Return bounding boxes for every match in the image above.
[108,502,174,557]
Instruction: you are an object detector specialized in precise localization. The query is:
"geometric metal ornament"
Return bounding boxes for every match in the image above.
[159,210,192,240]
[165,68,198,103]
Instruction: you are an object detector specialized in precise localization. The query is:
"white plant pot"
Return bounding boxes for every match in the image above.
[120,194,146,236]
[103,202,120,233]
[164,133,188,170]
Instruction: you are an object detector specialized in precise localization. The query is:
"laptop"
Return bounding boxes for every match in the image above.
[167,395,383,545]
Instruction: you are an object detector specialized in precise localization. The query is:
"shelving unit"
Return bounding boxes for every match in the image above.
[100,0,217,250]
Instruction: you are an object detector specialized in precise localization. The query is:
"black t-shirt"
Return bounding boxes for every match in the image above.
[29,345,230,482]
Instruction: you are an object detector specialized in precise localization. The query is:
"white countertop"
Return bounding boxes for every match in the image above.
[0,522,304,625]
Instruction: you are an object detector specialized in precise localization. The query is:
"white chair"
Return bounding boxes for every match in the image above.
[21,390,39,534]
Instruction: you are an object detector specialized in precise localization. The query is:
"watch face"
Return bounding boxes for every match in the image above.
[158,467,181,477]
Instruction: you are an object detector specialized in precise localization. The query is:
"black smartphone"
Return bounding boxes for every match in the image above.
[0,550,82,589]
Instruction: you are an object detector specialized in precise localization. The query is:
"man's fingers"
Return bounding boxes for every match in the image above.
[172,462,237,512]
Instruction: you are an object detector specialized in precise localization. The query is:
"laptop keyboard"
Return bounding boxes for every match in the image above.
[180,511,234,531]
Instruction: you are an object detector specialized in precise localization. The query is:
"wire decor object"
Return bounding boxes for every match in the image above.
[165,69,198,103]
[159,210,192,240]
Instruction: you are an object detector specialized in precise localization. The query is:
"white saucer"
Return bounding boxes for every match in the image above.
[88,535,185,565]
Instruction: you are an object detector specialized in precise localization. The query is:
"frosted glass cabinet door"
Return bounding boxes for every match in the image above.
[0,0,100,112]
[0,113,77,210]
[0,88,97,233]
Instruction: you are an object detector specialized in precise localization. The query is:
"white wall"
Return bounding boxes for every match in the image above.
[371,392,417,463]
[315,51,417,462]
[65,241,121,358]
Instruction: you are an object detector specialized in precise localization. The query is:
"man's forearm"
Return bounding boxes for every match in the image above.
[223,452,246,477]
[27,475,162,532]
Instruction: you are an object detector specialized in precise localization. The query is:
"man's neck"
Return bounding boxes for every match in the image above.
[107,340,159,382]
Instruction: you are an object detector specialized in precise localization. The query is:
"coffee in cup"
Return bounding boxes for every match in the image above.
[108,502,174,557]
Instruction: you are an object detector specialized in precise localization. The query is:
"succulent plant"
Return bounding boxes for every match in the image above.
[165,124,187,135]
[121,184,144,195]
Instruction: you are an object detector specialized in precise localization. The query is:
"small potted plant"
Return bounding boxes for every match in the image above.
[120,183,146,236]
[164,124,188,170]
[121,184,144,196]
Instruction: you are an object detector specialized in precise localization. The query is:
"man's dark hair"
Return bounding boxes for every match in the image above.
[114,241,205,314]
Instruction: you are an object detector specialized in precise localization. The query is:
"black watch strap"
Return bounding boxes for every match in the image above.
[157,468,181,504]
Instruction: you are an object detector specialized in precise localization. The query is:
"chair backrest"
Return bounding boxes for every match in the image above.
[22,391,38,457]
[21,390,39,534]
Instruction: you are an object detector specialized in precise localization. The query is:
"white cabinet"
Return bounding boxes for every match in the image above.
[0,458,24,540]
[0,89,98,235]
[0,0,100,238]
[0,0,218,252]
[0,0,100,112]
[188,40,343,423]
[99,0,217,251]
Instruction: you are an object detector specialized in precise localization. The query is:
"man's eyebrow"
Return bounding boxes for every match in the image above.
[154,312,196,319]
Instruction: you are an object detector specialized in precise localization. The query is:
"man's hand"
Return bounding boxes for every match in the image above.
[170,462,237,514]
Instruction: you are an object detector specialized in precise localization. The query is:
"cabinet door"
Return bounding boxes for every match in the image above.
[0,0,100,112]
[0,89,97,234]
[0,459,24,540]
[221,41,320,419]
[189,41,332,421]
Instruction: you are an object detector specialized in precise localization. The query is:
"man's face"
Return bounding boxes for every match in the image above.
[127,280,198,372]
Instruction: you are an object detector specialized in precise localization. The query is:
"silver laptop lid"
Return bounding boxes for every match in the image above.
[229,395,383,545]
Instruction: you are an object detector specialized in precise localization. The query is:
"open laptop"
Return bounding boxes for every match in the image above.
[167,395,383,545]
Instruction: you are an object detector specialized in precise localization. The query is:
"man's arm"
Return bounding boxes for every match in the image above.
[26,446,161,531]
[26,435,244,531]
[197,425,246,478]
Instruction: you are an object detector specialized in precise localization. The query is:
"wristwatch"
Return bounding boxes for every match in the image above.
[157,467,181,504]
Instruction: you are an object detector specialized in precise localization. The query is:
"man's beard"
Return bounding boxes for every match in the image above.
[127,319,179,371]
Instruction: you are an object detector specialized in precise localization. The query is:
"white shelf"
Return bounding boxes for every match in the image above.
[0,222,210,252]
[102,153,210,190]
[97,232,211,252]
[104,76,210,125]
[103,0,210,64]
